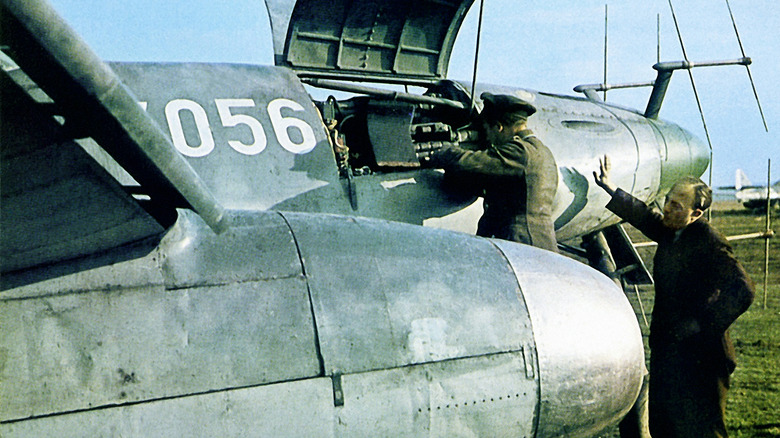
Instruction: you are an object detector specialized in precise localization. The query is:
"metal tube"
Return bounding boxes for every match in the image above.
[2,0,228,232]
[603,4,608,102]
[644,70,673,119]
[583,88,603,103]
[765,159,771,309]
[654,58,751,71]
[634,285,650,329]
[296,70,436,87]
[726,0,768,132]
[303,78,467,109]
[634,229,774,247]
[725,231,774,242]
[469,0,485,111]
[575,81,654,93]
[657,14,660,63]
[643,56,751,120]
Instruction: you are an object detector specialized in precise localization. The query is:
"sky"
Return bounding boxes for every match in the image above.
[46,0,780,187]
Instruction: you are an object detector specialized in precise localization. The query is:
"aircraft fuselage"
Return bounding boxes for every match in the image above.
[104,62,709,243]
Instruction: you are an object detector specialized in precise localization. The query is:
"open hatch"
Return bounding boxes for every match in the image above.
[265,0,474,84]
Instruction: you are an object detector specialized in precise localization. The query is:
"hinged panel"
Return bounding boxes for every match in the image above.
[266,0,474,81]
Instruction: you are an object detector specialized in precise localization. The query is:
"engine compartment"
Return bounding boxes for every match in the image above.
[312,79,478,178]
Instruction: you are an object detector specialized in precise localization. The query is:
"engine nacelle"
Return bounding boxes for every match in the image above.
[1,210,643,437]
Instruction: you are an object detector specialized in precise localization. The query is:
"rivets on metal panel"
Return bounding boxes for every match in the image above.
[423,393,526,411]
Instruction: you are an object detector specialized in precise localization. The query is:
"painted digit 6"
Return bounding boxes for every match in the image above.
[267,98,317,154]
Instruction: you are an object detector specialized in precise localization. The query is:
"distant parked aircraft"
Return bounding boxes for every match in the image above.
[731,169,780,209]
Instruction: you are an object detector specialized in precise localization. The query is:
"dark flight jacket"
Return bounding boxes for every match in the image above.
[606,189,755,375]
[607,189,755,437]
[430,129,558,251]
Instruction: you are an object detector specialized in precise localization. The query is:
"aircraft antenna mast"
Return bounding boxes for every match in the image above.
[657,14,661,63]
[603,4,608,101]
[469,0,486,112]
[725,0,768,132]
[667,0,714,192]
[764,158,771,309]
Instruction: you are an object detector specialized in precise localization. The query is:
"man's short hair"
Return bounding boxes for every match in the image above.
[480,92,536,127]
[675,176,713,211]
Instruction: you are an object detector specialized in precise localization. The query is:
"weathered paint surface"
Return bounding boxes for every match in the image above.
[1,210,644,436]
[495,239,645,437]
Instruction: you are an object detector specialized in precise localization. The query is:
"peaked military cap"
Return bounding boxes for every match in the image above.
[480,92,536,117]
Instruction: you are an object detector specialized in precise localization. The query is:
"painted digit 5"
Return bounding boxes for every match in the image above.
[215,98,267,155]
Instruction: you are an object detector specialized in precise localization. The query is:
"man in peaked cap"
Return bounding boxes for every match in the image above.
[425,92,559,252]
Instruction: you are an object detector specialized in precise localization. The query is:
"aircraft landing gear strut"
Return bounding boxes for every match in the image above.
[582,230,651,438]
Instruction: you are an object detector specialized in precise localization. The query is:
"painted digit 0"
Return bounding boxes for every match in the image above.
[165,99,216,158]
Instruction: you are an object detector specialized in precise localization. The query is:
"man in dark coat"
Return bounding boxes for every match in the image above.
[425,92,559,251]
[594,155,755,437]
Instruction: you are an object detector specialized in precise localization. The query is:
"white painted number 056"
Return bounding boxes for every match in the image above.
[165,98,317,157]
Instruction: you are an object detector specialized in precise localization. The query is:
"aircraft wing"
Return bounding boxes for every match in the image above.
[265,0,474,83]
[0,63,165,274]
[0,0,227,274]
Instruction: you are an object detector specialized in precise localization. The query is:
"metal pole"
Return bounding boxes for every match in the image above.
[469,0,486,112]
[3,0,229,233]
[667,0,714,216]
[634,285,650,329]
[764,159,771,309]
[603,4,608,102]
[725,0,769,132]
[657,14,660,63]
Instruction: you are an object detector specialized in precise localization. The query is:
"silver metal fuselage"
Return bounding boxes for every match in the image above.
[96,62,709,243]
[1,0,709,434]
[1,61,706,436]
[2,210,644,437]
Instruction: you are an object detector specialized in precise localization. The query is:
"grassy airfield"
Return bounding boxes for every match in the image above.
[622,200,780,437]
